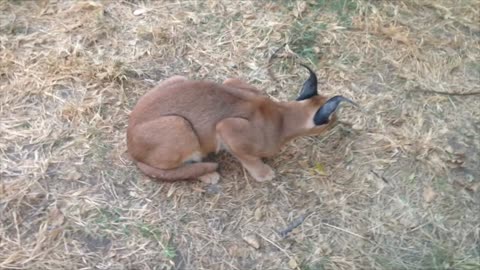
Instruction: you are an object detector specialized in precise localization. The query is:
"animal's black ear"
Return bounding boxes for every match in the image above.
[314,95,358,125]
[296,64,318,101]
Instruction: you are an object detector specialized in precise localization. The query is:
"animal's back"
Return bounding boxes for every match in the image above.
[128,80,260,152]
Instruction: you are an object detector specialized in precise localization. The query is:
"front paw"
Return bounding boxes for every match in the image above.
[251,166,275,182]
[198,172,220,184]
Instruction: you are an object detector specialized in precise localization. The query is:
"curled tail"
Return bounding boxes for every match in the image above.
[136,161,218,181]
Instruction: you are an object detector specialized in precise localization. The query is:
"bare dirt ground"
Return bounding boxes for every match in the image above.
[1,0,479,269]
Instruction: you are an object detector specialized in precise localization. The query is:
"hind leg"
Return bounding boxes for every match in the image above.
[128,116,219,181]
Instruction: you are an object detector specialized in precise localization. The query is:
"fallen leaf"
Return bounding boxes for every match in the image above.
[167,185,176,198]
[228,245,248,257]
[423,185,437,203]
[243,14,256,20]
[380,26,410,45]
[298,160,310,169]
[454,179,480,193]
[288,258,299,269]
[313,163,328,176]
[391,32,410,45]
[48,206,65,227]
[243,234,260,249]
[65,168,82,181]
[246,62,258,70]
[48,227,64,239]
[471,182,480,193]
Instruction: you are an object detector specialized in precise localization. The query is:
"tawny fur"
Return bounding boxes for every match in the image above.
[127,74,340,183]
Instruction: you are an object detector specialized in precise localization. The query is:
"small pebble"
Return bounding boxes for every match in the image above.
[254,207,263,221]
[133,8,147,16]
[288,258,299,269]
[205,184,220,195]
[352,122,364,131]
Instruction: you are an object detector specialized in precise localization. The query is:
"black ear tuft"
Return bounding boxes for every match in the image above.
[296,64,318,101]
[314,95,358,125]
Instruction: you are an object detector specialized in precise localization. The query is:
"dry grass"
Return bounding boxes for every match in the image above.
[1,0,479,269]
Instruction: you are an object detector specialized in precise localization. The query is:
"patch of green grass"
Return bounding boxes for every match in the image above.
[93,208,123,230]
[314,0,358,14]
[374,256,395,270]
[317,23,328,30]
[85,207,132,238]
[454,260,480,270]
[20,122,32,129]
[134,221,177,260]
[163,245,177,260]
[421,246,455,270]
[406,173,417,185]
[138,223,177,260]
[95,208,121,224]
[88,133,113,162]
[301,260,328,270]
[340,54,360,66]
[466,61,480,78]
[375,245,471,270]
[178,213,189,224]
[432,177,450,193]
[299,47,318,64]
[90,208,177,260]
[296,246,330,270]
[286,1,359,64]
[289,20,322,64]
[313,0,358,25]
[7,0,25,5]
[137,222,163,240]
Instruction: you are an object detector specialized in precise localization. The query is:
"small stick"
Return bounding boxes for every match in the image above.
[267,43,287,82]
[370,169,389,184]
[414,88,480,96]
[257,233,294,260]
[321,222,370,242]
[276,213,310,238]
[259,233,302,270]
